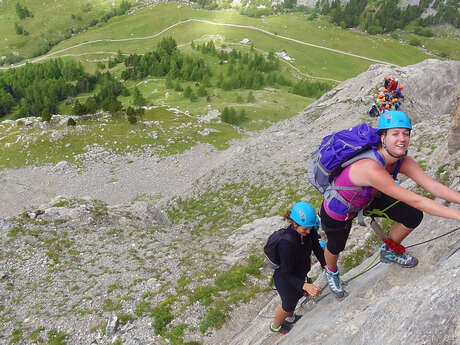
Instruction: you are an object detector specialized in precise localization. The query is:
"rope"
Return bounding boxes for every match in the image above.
[364,200,400,220]
[405,226,460,249]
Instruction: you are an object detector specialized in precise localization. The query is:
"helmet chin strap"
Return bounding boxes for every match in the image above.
[382,141,406,159]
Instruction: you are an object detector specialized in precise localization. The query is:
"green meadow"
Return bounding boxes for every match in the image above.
[0,0,128,60]
[0,106,247,170]
[44,3,433,77]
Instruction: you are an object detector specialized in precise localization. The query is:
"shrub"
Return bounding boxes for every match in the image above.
[367,25,384,35]
[439,51,449,58]
[128,113,137,124]
[14,22,24,35]
[47,330,68,345]
[152,296,176,335]
[409,37,421,46]
[165,78,174,89]
[308,12,318,21]
[220,107,247,126]
[291,79,333,98]
[198,85,208,97]
[215,265,247,291]
[174,82,183,92]
[108,59,117,68]
[414,26,433,37]
[184,86,192,98]
[41,109,52,122]
[133,87,146,106]
[103,298,122,312]
[67,118,76,126]
[16,3,32,19]
[134,301,153,316]
[189,285,218,306]
[199,304,227,333]
[117,313,136,325]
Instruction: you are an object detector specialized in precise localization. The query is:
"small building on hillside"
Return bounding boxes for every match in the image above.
[240,38,250,44]
[276,51,295,61]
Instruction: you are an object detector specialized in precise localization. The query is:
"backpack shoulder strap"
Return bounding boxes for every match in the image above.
[341,147,385,169]
[392,158,402,179]
[342,148,402,179]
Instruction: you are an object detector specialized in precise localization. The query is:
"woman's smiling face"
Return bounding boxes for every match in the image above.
[382,128,411,157]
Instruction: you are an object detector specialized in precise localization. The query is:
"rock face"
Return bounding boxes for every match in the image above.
[305,59,460,125]
[228,216,460,345]
[448,93,460,154]
[393,59,460,122]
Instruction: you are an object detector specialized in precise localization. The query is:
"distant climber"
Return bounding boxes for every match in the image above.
[388,78,399,92]
[381,88,391,101]
[369,103,380,117]
[314,111,460,299]
[396,85,404,100]
[384,76,391,89]
[268,202,325,334]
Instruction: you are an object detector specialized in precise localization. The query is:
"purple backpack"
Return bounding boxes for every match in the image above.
[307,123,399,217]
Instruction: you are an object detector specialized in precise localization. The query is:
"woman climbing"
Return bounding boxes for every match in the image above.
[320,110,460,298]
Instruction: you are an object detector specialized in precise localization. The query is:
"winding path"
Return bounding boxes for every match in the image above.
[0,19,399,70]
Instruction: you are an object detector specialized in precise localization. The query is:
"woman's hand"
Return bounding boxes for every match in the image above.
[302,283,321,296]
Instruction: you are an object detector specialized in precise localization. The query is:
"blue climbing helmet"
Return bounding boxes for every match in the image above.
[290,202,319,228]
[378,110,412,132]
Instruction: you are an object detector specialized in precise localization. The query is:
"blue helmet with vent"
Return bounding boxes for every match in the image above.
[290,202,319,228]
[378,110,412,131]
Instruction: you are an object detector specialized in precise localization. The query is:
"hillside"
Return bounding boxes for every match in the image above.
[1,59,459,345]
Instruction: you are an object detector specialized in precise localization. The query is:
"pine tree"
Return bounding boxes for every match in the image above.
[184,86,192,98]
[67,117,77,126]
[133,87,146,106]
[41,108,52,122]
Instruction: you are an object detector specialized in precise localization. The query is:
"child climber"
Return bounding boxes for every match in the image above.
[270,201,326,334]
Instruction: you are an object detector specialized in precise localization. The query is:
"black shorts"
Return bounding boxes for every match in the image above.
[273,271,303,313]
[320,193,423,255]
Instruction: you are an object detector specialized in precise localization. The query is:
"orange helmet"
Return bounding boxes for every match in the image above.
[399,85,404,90]
[385,76,391,80]
[383,88,388,92]
[385,104,390,109]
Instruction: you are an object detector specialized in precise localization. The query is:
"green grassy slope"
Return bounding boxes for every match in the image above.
[43,4,432,79]
[0,0,128,61]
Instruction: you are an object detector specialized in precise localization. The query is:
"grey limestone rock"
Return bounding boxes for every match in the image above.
[448,93,460,154]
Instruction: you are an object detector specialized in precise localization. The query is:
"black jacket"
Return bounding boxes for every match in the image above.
[276,225,326,292]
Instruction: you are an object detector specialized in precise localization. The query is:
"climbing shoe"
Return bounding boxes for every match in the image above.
[325,267,345,299]
[270,323,291,335]
[285,314,302,324]
[380,244,418,268]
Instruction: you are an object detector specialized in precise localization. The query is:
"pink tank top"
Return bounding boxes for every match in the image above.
[323,165,378,221]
